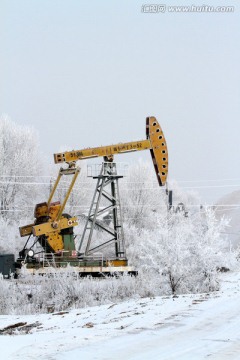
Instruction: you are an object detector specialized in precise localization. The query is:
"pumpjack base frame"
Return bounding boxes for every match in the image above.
[16,263,138,277]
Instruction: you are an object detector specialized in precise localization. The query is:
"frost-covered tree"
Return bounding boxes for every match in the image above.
[0,149,238,315]
[126,205,236,295]
[0,115,44,255]
[0,114,42,221]
[121,160,167,229]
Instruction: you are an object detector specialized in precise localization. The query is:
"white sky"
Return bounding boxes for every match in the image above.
[1,0,240,203]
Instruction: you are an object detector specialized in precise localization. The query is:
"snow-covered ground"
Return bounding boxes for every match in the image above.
[1,272,240,360]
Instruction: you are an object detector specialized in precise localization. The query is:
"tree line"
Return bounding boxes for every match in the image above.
[0,115,237,314]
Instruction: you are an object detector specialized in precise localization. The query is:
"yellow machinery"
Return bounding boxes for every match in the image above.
[54,116,168,186]
[16,116,168,276]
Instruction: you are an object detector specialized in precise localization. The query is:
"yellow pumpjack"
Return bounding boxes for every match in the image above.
[16,116,168,277]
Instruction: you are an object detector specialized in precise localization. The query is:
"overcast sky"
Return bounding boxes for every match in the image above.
[1,0,240,203]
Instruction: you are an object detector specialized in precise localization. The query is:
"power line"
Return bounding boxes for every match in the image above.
[174,178,240,183]
[1,175,240,183]
[3,204,240,211]
[0,175,70,179]
[1,180,240,191]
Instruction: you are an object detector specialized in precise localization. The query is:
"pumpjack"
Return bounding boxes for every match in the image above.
[16,116,168,276]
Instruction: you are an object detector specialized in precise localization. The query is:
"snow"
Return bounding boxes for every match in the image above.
[1,272,240,359]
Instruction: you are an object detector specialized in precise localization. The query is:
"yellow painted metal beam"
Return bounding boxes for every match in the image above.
[47,171,62,206]
[19,223,35,237]
[54,139,151,164]
[56,167,80,221]
[32,216,78,236]
[53,116,168,186]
